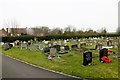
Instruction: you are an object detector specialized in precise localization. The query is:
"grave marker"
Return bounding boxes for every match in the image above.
[2,43,10,50]
[21,43,27,50]
[64,45,70,50]
[80,42,86,48]
[99,48,108,62]
[43,47,50,53]
[71,44,78,49]
[53,45,61,51]
[48,48,59,59]
[39,44,45,50]
[107,40,112,46]
[83,51,92,66]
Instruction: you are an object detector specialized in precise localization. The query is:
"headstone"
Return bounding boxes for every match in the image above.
[95,45,98,50]
[1,42,4,45]
[34,37,37,43]
[28,41,31,45]
[107,40,112,46]
[71,44,78,49]
[60,46,64,50]
[57,41,62,45]
[48,43,52,48]
[80,42,86,48]
[95,44,102,50]
[43,47,50,53]
[10,43,15,47]
[102,46,113,49]
[83,51,92,66]
[66,39,70,42]
[9,43,13,48]
[53,45,61,51]
[73,40,78,45]
[53,41,57,45]
[48,48,59,59]
[64,40,67,44]
[99,48,108,62]
[64,45,70,50]
[15,40,20,46]
[39,44,45,50]
[2,43,10,50]
[21,43,27,50]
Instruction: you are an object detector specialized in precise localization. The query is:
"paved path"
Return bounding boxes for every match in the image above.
[1,54,78,79]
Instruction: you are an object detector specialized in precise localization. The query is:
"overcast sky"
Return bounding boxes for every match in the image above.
[0,0,119,32]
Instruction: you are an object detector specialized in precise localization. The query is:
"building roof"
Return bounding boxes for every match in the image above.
[0,28,8,36]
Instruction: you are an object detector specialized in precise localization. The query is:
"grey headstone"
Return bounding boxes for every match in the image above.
[2,43,10,50]
[39,44,45,50]
[48,48,59,59]
[21,43,27,50]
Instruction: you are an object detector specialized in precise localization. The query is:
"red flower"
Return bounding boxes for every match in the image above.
[108,49,112,53]
[101,56,111,63]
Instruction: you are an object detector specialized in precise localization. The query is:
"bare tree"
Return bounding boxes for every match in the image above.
[101,27,107,33]
[50,27,63,35]
[4,19,19,36]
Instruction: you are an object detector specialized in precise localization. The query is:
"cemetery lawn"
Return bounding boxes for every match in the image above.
[2,47,119,79]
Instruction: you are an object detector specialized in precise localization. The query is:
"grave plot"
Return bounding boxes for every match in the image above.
[48,48,59,59]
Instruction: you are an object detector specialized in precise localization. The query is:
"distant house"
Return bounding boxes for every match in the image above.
[27,28,45,36]
[0,28,8,36]
[2,27,46,36]
[7,28,27,36]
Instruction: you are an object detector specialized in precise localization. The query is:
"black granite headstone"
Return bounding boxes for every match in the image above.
[43,47,50,53]
[71,44,78,49]
[99,48,108,62]
[83,51,92,66]
[9,43,13,48]
[53,45,61,51]
[64,45,70,50]
[16,42,20,46]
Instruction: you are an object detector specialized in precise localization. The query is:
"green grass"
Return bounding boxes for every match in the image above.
[2,46,119,79]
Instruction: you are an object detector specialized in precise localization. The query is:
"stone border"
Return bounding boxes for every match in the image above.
[2,54,81,79]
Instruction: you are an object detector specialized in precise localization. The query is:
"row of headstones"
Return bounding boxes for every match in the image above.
[2,37,117,51]
[5,38,115,47]
[18,40,103,52]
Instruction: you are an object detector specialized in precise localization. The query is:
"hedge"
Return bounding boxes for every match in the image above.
[1,33,120,42]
